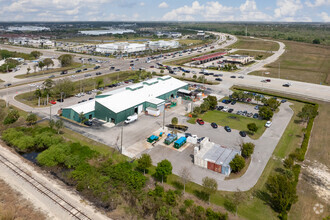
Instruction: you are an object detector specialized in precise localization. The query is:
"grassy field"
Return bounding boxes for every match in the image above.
[15,63,89,79]
[228,50,273,60]
[250,40,330,85]
[188,110,267,139]
[289,102,330,220]
[229,37,280,51]
[178,39,205,45]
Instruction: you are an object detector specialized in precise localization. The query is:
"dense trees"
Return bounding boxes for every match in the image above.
[229,155,245,173]
[155,159,173,184]
[26,113,37,125]
[202,177,218,204]
[58,54,73,67]
[259,106,274,120]
[297,104,318,122]
[203,95,217,110]
[137,154,152,174]
[43,58,54,69]
[55,120,64,134]
[241,142,255,158]
[3,109,20,125]
[266,172,298,219]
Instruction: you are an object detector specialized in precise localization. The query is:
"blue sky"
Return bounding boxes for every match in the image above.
[0,0,329,22]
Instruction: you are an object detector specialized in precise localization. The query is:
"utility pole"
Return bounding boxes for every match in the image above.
[49,105,52,120]
[278,62,280,79]
[163,105,166,130]
[245,26,247,37]
[120,123,124,153]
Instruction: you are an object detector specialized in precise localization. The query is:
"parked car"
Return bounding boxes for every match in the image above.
[222,106,229,112]
[247,113,253,117]
[217,106,224,110]
[84,120,92,126]
[231,101,236,105]
[224,126,231,132]
[49,75,55,78]
[197,137,205,144]
[89,98,94,100]
[83,68,88,71]
[81,99,87,102]
[60,70,68,75]
[110,66,115,70]
[96,72,102,75]
[266,79,271,82]
[196,118,204,125]
[115,69,120,71]
[230,75,236,78]
[211,122,218,128]
[239,131,247,137]
[265,121,272,128]
[253,113,259,119]
[57,98,64,102]
[281,99,287,103]
[215,78,222,81]
[254,105,259,110]
[282,83,290,87]
[228,108,234,113]
[84,73,92,77]
[49,100,56,104]
[76,70,82,73]
[238,76,244,79]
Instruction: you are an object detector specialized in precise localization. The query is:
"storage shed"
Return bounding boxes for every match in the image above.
[194,137,241,176]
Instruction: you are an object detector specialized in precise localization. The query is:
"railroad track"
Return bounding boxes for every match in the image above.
[0,153,91,220]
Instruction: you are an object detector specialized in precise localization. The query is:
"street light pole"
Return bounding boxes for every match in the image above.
[120,122,124,153]
[163,105,165,130]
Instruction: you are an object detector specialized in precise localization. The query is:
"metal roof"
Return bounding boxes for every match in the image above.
[201,144,240,167]
[96,76,187,113]
[63,99,95,114]
[192,52,227,61]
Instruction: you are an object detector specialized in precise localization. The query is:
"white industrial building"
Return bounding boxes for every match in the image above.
[95,42,146,54]
[8,37,54,48]
[194,137,241,176]
[147,40,180,50]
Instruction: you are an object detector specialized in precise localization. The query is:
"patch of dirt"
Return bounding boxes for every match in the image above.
[302,160,330,204]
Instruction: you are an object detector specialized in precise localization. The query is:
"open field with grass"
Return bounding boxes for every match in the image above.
[0,179,46,220]
[228,37,280,51]
[228,50,273,60]
[289,102,330,220]
[250,40,330,85]
[188,110,267,139]
[15,63,91,79]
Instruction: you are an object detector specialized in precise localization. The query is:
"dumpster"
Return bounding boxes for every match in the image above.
[164,134,177,145]
[174,136,187,149]
[147,135,159,143]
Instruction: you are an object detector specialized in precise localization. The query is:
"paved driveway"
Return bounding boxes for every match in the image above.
[147,102,294,191]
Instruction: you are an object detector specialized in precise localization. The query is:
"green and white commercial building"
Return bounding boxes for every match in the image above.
[62,76,188,124]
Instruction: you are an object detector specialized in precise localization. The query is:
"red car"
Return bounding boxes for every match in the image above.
[196,118,204,125]
[266,79,271,82]
[49,100,56,104]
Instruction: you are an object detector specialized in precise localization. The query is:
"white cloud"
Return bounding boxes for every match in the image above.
[274,0,303,18]
[320,12,330,21]
[239,0,272,21]
[158,2,169,8]
[305,0,330,7]
[139,2,145,6]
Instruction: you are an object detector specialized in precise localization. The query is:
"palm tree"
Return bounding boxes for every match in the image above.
[27,66,31,75]
[78,112,85,123]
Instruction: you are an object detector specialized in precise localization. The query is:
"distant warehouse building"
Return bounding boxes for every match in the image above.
[194,137,241,176]
[62,76,188,124]
[95,42,146,54]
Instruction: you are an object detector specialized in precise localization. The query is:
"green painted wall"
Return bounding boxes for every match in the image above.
[62,108,94,122]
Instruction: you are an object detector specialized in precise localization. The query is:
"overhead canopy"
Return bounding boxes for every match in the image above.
[192,52,227,61]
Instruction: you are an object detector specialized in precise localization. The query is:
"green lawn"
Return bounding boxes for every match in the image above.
[189,110,267,139]
[228,36,280,51]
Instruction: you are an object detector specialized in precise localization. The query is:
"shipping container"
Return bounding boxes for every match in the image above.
[164,134,177,145]
[174,137,187,149]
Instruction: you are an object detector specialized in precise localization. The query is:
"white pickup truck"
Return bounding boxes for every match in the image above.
[125,114,138,124]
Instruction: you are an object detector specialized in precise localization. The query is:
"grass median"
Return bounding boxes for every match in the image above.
[188,110,267,139]
[15,62,88,79]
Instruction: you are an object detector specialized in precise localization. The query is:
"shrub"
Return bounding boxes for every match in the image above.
[247,123,258,133]
[224,199,236,213]
[230,155,245,173]
[3,109,20,125]
[241,142,255,158]
[259,106,273,120]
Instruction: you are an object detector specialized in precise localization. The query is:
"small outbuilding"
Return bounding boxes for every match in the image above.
[194,137,241,176]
